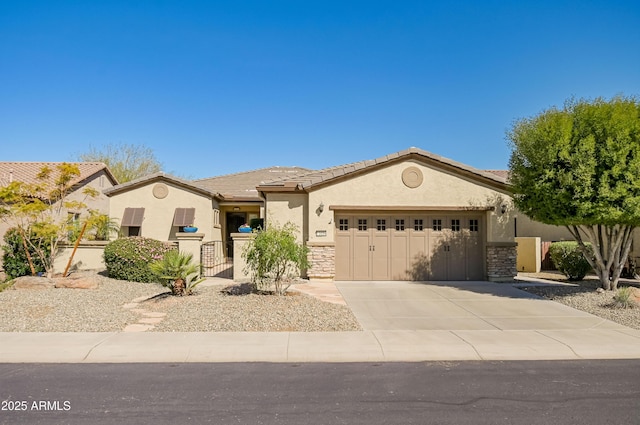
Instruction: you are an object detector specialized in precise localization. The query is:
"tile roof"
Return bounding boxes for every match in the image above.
[0,162,117,188]
[484,170,510,181]
[103,172,222,199]
[194,166,313,200]
[258,147,509,192]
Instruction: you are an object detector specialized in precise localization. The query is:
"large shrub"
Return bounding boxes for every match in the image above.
[1,227,49,279]
[243,222,309,295]
[104,237,174,282]
[549,241,593,281]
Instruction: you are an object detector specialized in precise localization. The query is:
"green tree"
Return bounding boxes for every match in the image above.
[77,143,162,183]
[242,222,309,295]
[0,163,98,278]
[508,96,640,290]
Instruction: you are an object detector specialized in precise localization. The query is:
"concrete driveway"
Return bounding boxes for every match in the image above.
[336,281,626,331]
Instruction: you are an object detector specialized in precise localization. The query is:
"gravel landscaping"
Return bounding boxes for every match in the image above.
[2,270,639,332]
[0,271,361,332]
[517,272,640,330]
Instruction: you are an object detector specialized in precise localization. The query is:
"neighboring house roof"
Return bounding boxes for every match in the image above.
[484,170,510,181]
[194,166,313,201]
[0,161,118,189]
[258,147,510,193]
[103,172,223,199]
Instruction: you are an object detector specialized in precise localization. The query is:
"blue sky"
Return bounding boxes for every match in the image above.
[1,1,639,179]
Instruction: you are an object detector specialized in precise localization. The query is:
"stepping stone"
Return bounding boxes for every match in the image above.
[138,317,164,324]
[123,324,154,332]
[141,312,166,318]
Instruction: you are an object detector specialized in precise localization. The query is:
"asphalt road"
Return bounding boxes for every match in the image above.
[1,361,639,425]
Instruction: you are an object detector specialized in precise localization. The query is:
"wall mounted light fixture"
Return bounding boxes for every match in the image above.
[500,204,507,214]
[318,201,325,213]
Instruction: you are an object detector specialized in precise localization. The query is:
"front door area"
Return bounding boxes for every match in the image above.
[335,212,484,281]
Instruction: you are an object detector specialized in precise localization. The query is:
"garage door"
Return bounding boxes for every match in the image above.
[335,213,484,281]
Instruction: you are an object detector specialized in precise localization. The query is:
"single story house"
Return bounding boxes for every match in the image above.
[102,147,579,282]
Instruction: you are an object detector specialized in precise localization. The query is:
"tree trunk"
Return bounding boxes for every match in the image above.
[567,224,635,291]
[174,278,185,296]
[18,228,36,276]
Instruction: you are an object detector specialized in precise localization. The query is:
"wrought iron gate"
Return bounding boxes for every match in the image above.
[201,241,233,278]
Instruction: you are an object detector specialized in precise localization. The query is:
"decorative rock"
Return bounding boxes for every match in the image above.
[630,287,640,303]
[54,277,99,289]
[12,276,56,290]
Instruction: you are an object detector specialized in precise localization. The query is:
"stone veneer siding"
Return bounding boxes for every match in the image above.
[306,244,335,280]
[486,243,517,282]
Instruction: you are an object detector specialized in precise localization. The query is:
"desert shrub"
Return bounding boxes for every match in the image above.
[1,227,49,279]
[243,222,308,295]
[104,237,174,282]
[149,250,204,296]
[549,241,593,281]
[612,286,639,309]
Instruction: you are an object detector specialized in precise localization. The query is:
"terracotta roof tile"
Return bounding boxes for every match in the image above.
[194,166,312,200]
[258,147,510,191]
[484,170,510,179]
[0,162,117,189]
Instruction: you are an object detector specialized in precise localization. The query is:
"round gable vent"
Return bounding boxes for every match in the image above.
[402,166,423,188]
[152,183,169,199]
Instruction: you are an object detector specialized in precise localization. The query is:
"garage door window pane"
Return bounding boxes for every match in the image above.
[339,219,349,231]
[451,219,460,232]
[470,219,479,232]
[395,219,405,231]
[358,219,367,231]
[414,219,423,231]
[377,219,386,231]
[432,219,442,231]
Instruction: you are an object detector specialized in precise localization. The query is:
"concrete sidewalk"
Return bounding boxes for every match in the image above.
[1,327,640,363]
[1,278,640,363]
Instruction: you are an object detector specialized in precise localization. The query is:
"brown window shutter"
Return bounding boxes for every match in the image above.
[121,208,145,226]
[173,208,195,226]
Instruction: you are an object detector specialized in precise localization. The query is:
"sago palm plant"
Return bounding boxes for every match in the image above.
[149,250,204,296]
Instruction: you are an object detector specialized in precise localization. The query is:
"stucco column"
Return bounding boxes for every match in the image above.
[176,232,205,272]
[232,232,256,282]
[515,237,541,273]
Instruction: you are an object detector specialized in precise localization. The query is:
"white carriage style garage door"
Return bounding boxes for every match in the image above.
[335,212,484,281]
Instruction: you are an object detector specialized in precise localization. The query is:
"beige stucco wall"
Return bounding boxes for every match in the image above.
[515,236,541,273]
[514,213,573,241]
[108,181,221,242]
[305,159,514,244]
[263,193,308,243]
[54,242,109,272]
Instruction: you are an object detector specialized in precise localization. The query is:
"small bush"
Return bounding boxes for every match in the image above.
[149,250,204,296]
[1,227,49,279]
[104,237,174,282]
[549,241,593,281]
[612,286,639,309]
